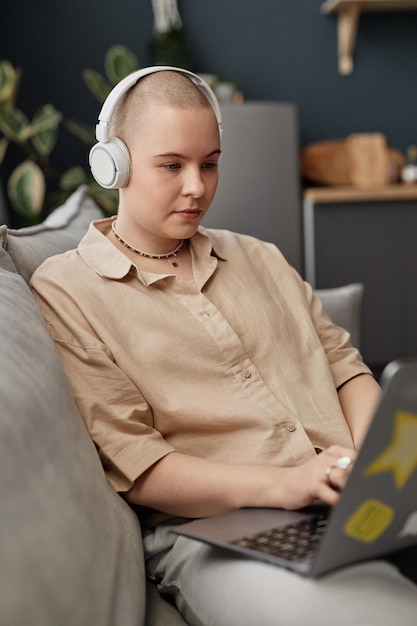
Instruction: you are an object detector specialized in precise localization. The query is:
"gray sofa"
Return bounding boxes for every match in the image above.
[1,185,363,626]
[0,186,187,626]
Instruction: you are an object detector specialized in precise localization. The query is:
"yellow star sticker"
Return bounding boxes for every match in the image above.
[364,410,417,489]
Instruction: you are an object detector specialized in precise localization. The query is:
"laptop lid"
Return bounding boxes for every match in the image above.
[311,357,417,575]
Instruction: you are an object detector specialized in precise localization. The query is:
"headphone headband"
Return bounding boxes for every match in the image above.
[95,65,222,143]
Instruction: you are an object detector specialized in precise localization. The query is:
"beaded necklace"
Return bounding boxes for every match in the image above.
[111,221,184,267]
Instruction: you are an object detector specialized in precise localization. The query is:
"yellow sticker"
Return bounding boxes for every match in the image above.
[344,499,394,543]
[364,410,417,489]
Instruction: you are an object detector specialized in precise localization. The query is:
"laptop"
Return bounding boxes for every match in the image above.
[174,358,417,577]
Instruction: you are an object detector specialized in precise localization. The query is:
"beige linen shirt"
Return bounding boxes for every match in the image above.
[31,218,371,497]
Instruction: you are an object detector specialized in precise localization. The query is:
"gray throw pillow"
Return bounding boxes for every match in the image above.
[1,185,103,283]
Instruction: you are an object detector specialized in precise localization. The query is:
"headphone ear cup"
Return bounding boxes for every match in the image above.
[89,137,131,189]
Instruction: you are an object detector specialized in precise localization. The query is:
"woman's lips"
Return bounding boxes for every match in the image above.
[176,209,202,220]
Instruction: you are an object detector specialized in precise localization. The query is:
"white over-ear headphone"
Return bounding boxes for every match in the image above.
[89,65,223,189]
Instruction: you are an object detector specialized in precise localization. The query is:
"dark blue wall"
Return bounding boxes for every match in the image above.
[2,0,417,168]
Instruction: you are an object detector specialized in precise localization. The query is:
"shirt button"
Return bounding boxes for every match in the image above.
[287,423,296,432]
[242,369,252,379]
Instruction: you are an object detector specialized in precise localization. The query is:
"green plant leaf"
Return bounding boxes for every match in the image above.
[104,45,139,84]
[0,60,18,104]
[82,69,112,103]
[7,160,45,217]
[0,106,30,142]
[30,104,62,155]
[0,136,9,164]
[60,166,89,190]
[30,104,62,134]
[66,119,96,145]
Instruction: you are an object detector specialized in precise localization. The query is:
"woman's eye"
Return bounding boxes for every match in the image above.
[164,163,181,170]
[202,162,217,170]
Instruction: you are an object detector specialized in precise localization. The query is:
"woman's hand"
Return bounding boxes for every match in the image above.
[269,445,357,510]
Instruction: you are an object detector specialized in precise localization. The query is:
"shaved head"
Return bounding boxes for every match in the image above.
[109,71,213,144]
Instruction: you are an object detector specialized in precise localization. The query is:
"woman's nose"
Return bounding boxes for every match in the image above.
[182,167,205,197]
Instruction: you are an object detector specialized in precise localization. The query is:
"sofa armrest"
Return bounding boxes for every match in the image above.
[314,283,364,349]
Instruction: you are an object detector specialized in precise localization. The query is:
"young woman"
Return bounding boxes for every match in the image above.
[31,68,416,625]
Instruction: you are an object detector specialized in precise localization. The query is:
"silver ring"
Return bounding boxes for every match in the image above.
[337,456,352,470]
[325,465,338,486]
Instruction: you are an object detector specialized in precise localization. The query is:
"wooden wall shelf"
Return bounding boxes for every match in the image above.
[304,184,417,203]
[321,0,417,75]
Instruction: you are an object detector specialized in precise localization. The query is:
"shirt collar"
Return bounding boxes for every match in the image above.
[78,218,226,284]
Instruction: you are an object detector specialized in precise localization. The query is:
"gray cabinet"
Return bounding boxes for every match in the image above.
[202,102,302,274]
[303,186,417,370]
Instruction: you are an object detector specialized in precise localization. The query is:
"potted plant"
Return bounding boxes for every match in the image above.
[0,45,139,226]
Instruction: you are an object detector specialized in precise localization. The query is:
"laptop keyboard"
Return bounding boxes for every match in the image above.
[231,513,328,562]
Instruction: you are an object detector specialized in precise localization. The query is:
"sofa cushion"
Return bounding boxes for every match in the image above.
[0,185,102,283]
[0,243,16,272]
[0,267,147,626]
[314,283,364,349]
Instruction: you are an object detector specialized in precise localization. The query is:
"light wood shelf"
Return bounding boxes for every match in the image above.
[304,184,417,203]
[321,0,417,75]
